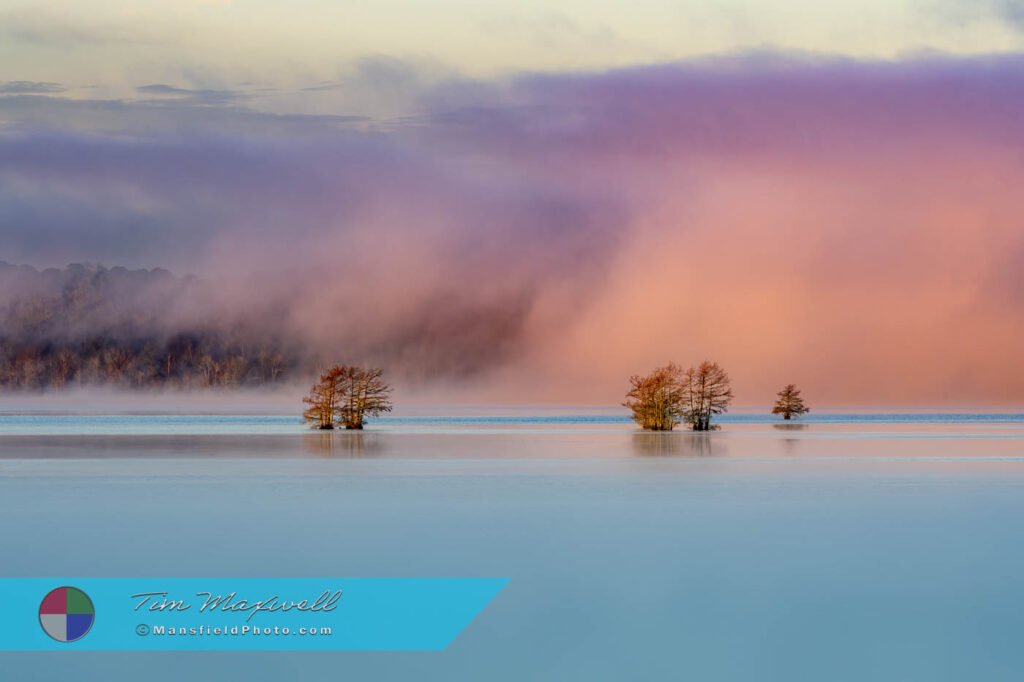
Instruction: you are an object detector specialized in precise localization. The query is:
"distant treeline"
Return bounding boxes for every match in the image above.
[0,262,303,390]
[0,332,299,390]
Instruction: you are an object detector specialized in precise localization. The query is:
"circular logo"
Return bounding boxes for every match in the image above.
[39,586,95,643]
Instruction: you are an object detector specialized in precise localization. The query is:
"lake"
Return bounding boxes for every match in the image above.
[2,412,1023,680]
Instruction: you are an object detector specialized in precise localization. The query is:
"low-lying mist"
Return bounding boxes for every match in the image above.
[3,54,1024,406]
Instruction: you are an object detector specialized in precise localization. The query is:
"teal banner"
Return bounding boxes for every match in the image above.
[0,578,507,651]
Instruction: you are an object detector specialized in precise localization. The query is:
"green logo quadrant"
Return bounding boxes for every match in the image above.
[39,586,95,642]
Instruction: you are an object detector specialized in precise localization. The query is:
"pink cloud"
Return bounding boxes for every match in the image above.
[2,53,1024,405]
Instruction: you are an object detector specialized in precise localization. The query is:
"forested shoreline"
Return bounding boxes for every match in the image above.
[0,262,304,390]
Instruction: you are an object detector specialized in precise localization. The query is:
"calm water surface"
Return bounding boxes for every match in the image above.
[1,412,1023,680]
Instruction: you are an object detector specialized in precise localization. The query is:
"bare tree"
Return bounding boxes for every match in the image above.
[681,361,733,431]
[772,384,809,420]
[302,366,345,430]
[221,354,249,386]
[51,350,76,389]
[101,347,131,382]
[14,350,42,388]
[335,366,393,429]
[302,365,393,430]
[623,363,685,431]
[258,349,286,382]
[198,355,219,386]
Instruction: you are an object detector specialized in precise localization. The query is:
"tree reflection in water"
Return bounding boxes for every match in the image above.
[773,423,809,455]
[630,431,724,457]
[302,431,383,458]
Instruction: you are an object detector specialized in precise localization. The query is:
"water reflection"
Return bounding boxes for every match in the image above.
[630,431,725,457]
[301,431,383,458]
[770,424,808,455]
[773,423,809,431]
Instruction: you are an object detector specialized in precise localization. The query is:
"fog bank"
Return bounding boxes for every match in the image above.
[2,54,1024,405]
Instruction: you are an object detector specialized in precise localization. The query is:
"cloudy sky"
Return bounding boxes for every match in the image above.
[2,0,1024,406]
[1,0,1023,125]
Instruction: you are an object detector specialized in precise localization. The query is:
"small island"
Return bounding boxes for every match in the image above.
[772,384,810,420]
[302,365,393,430]
[623,361,734,431]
